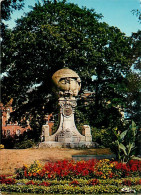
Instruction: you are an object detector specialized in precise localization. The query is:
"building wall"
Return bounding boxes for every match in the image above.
[1,101,31,137]
[1,101,54,137]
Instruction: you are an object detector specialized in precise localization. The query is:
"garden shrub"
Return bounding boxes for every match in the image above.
[92,127,115,148]
[14,139,35,149]
[2,136,16,149]
[2,130,36,149]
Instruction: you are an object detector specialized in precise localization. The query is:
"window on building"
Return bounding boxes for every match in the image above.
[16,129,21,136]
[7,109,10,121]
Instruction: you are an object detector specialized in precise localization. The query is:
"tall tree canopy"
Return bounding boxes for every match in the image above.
[1,0,24,21]
[125,30,141,127]
[2,0,135,139]
[1,0,25,36]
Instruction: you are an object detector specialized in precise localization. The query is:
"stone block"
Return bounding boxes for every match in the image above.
[42,125,50,141]
[85,136,92,142]
[82,125,91,136]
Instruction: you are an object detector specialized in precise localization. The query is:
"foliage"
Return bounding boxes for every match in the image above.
[128,5,141,128]
[14,139,35,149]
[1,0,25,50]
[0,176,141,194]
[1,0,24,21]
[126,30,141,127]
[132,8,141,24]
[112,121,138,162]
[2,130,36,149]
[1,0,134,139]
[92,127,115,147]
[2,136,16,149]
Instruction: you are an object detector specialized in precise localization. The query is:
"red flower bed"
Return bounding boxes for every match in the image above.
[113,160,141,177]
[128,160,141,172]
[15,159,141,180]
[36,159,97,179]
[0,175,16,185]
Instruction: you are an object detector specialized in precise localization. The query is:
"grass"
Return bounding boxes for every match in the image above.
[0,148,112,175]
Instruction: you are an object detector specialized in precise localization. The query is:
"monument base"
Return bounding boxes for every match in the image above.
[39,141,96,149]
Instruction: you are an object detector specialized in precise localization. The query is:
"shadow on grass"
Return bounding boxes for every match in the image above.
[72,148,113,155]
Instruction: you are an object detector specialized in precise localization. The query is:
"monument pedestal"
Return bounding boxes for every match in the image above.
[39,97,93,148]
[39,68,93,148]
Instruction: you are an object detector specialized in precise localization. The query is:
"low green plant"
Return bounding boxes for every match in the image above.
[112,121,137,162]
[1,181,141,194]
[1,176,141,194]
[14,139,35,149]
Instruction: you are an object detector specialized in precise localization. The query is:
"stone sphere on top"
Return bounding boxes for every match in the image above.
[52,68,81,97]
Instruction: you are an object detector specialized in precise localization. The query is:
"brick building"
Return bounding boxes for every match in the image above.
[1,100,54,138]
[1,100,31,137]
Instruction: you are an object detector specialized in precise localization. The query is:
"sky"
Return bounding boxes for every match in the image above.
[4,0,141,36]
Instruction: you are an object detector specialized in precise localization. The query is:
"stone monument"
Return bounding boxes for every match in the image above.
[39,68,93,148]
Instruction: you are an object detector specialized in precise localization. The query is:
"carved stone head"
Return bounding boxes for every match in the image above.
[52,68,81,97]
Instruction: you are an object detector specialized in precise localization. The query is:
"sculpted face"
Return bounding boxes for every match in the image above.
[58,77,80,96]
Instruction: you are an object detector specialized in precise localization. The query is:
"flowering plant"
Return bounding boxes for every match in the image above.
[94,159,114,179]
[0,175,16,185]
[15,159,141,180]
[16,161,42,179]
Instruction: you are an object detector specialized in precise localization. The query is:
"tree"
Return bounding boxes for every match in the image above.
[132,8,141,24]
[1,0,25,144]
[1,0,25,37]
[125,71,141,127]
[2,0,134,141]
[126,17,140,127]
[1,0,25,21]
